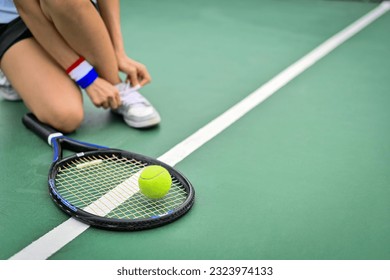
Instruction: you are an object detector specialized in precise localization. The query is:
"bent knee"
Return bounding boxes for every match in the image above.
[37,108,84,134]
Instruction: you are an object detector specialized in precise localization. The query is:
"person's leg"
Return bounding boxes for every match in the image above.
[39,0,121,85]
[0,38,84,133]
[37,0,161,128]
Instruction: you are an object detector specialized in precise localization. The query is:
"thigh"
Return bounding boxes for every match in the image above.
[0,38,84,132]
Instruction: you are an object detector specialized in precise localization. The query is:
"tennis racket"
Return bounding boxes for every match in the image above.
[22,113,195,230]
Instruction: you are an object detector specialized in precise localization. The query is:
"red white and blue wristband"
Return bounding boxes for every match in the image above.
[66,57,98,89]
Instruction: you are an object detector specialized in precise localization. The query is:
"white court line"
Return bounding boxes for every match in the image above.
[82,171,141,217]
[9,2,390,260]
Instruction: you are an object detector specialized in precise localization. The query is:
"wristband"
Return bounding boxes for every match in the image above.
[66,57,98,89]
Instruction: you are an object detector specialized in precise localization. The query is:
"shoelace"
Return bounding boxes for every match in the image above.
[120,83,148,106]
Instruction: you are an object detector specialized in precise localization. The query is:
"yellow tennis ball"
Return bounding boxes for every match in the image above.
[138,165,172,199]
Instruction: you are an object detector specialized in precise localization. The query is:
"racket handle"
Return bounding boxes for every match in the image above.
[22,113,59,143]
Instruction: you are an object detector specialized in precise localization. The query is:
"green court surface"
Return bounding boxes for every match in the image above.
[0,0,389,260]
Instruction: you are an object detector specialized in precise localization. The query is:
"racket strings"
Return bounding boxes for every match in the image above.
[55,154,188,220]
[57,155,137,211]
[57,155,144,218]
[110,178,188,219]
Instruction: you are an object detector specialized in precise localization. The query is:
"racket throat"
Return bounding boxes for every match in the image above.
[51,139,63,162]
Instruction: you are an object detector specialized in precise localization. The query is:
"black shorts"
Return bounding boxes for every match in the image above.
[0,17,33,60]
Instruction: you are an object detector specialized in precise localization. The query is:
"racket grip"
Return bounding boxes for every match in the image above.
[22,113,59,143]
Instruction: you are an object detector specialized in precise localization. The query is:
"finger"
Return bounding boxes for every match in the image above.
[139,70,152,87]
[92,98,103,108]
[108,99,117,110]
[101,100,109,109]
[114,89,122,107]
[109,92,121,110]
[139,77,149,87]
[128,71,140,88]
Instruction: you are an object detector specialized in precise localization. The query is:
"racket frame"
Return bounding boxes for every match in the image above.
[23,113,195,231]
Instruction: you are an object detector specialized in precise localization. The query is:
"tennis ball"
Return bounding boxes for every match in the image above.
[138,165,172,199]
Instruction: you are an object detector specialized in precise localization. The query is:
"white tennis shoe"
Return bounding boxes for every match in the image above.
[0,70,21,101]
[114,82,161,128]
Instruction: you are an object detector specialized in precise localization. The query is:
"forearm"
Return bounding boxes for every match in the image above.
[97,0,151,87]
[97,0,126,56]
[14,0,79,69]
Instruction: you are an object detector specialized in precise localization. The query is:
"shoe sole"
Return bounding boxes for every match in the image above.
[111,110,161,128]
[124,114,161,128]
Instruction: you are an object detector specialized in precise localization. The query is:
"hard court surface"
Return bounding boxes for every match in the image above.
[0,0,389,260]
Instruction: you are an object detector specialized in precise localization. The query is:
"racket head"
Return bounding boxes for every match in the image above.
[22,113,195,231]
[48,137,195,231]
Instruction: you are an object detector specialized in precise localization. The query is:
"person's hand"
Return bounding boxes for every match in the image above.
[85,77,121,109]
[116,54,152,87]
